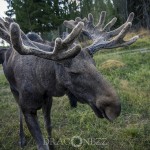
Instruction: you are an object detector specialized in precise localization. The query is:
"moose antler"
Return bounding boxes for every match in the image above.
[64,11,139,54]
[0,17,11,44]
[0,17,84,60]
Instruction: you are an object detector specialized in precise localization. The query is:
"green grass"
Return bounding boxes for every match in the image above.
[0,40,150,150]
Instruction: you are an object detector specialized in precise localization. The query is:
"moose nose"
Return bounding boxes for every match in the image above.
[104,103,121,121]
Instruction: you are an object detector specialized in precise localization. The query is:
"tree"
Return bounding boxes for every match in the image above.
[5,0,81,34]
[127,0,150,29]
[112,0,128,24]
[112,0,150,29]
[79,0,116,25]
[5,0,15,18]
[80,0,93,18]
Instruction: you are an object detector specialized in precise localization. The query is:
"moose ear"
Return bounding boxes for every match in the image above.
[0,48,7,64]
[62,57,84,74]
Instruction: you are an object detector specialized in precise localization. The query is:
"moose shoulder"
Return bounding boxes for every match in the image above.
[0,12,138,150]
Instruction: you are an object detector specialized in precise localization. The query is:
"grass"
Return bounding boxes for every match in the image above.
[0,35,150,150]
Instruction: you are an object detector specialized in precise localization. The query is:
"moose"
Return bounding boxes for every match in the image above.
[0,12,138,150]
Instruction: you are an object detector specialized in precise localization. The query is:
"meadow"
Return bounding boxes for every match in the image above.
[0,33,150,150]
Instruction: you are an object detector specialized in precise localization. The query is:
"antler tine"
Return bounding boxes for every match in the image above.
[88,13,94,23]
[0,17,41,48]
[103,17,117,32]
[0,17,11,31]
[87,22,139,54]
[0,18,7,31]
[109,22,139,48]
[10,22,83,60]
[117,36,139,47]
[96,11,106,29]
[0,27,10,44]
[63,20,76,29]
[63,22,84,45]
[0,17,14,44]
[86,13,95,32]
[0,18,11,44]
[114,22,132,41]
[108,12,134,38]
[54,38,81,60]
[75,17,82,22]
[126,12,134,22]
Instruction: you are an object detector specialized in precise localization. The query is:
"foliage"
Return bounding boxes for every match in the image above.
[112,0,150,29]
[5,0,150,34]
[5,0,81,33]
[5,0,116,34]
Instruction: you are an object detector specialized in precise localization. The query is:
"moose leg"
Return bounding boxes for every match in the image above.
[10,88,26,147]
[67,91,77,108]
[42,97,54,150]
[23,109,49,150]
[19,108,26,147]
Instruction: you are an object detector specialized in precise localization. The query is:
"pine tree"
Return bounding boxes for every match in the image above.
[5,0,81,33]
[127,0,150,29]
[5,0,15,18]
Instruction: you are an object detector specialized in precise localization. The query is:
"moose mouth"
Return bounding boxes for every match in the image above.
[67,91,112,121]
[89,103,111,121]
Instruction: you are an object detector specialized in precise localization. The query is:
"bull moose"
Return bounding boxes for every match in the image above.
[0,11,138,150]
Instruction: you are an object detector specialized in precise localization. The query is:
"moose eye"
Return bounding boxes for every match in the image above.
[69,72,81,76]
